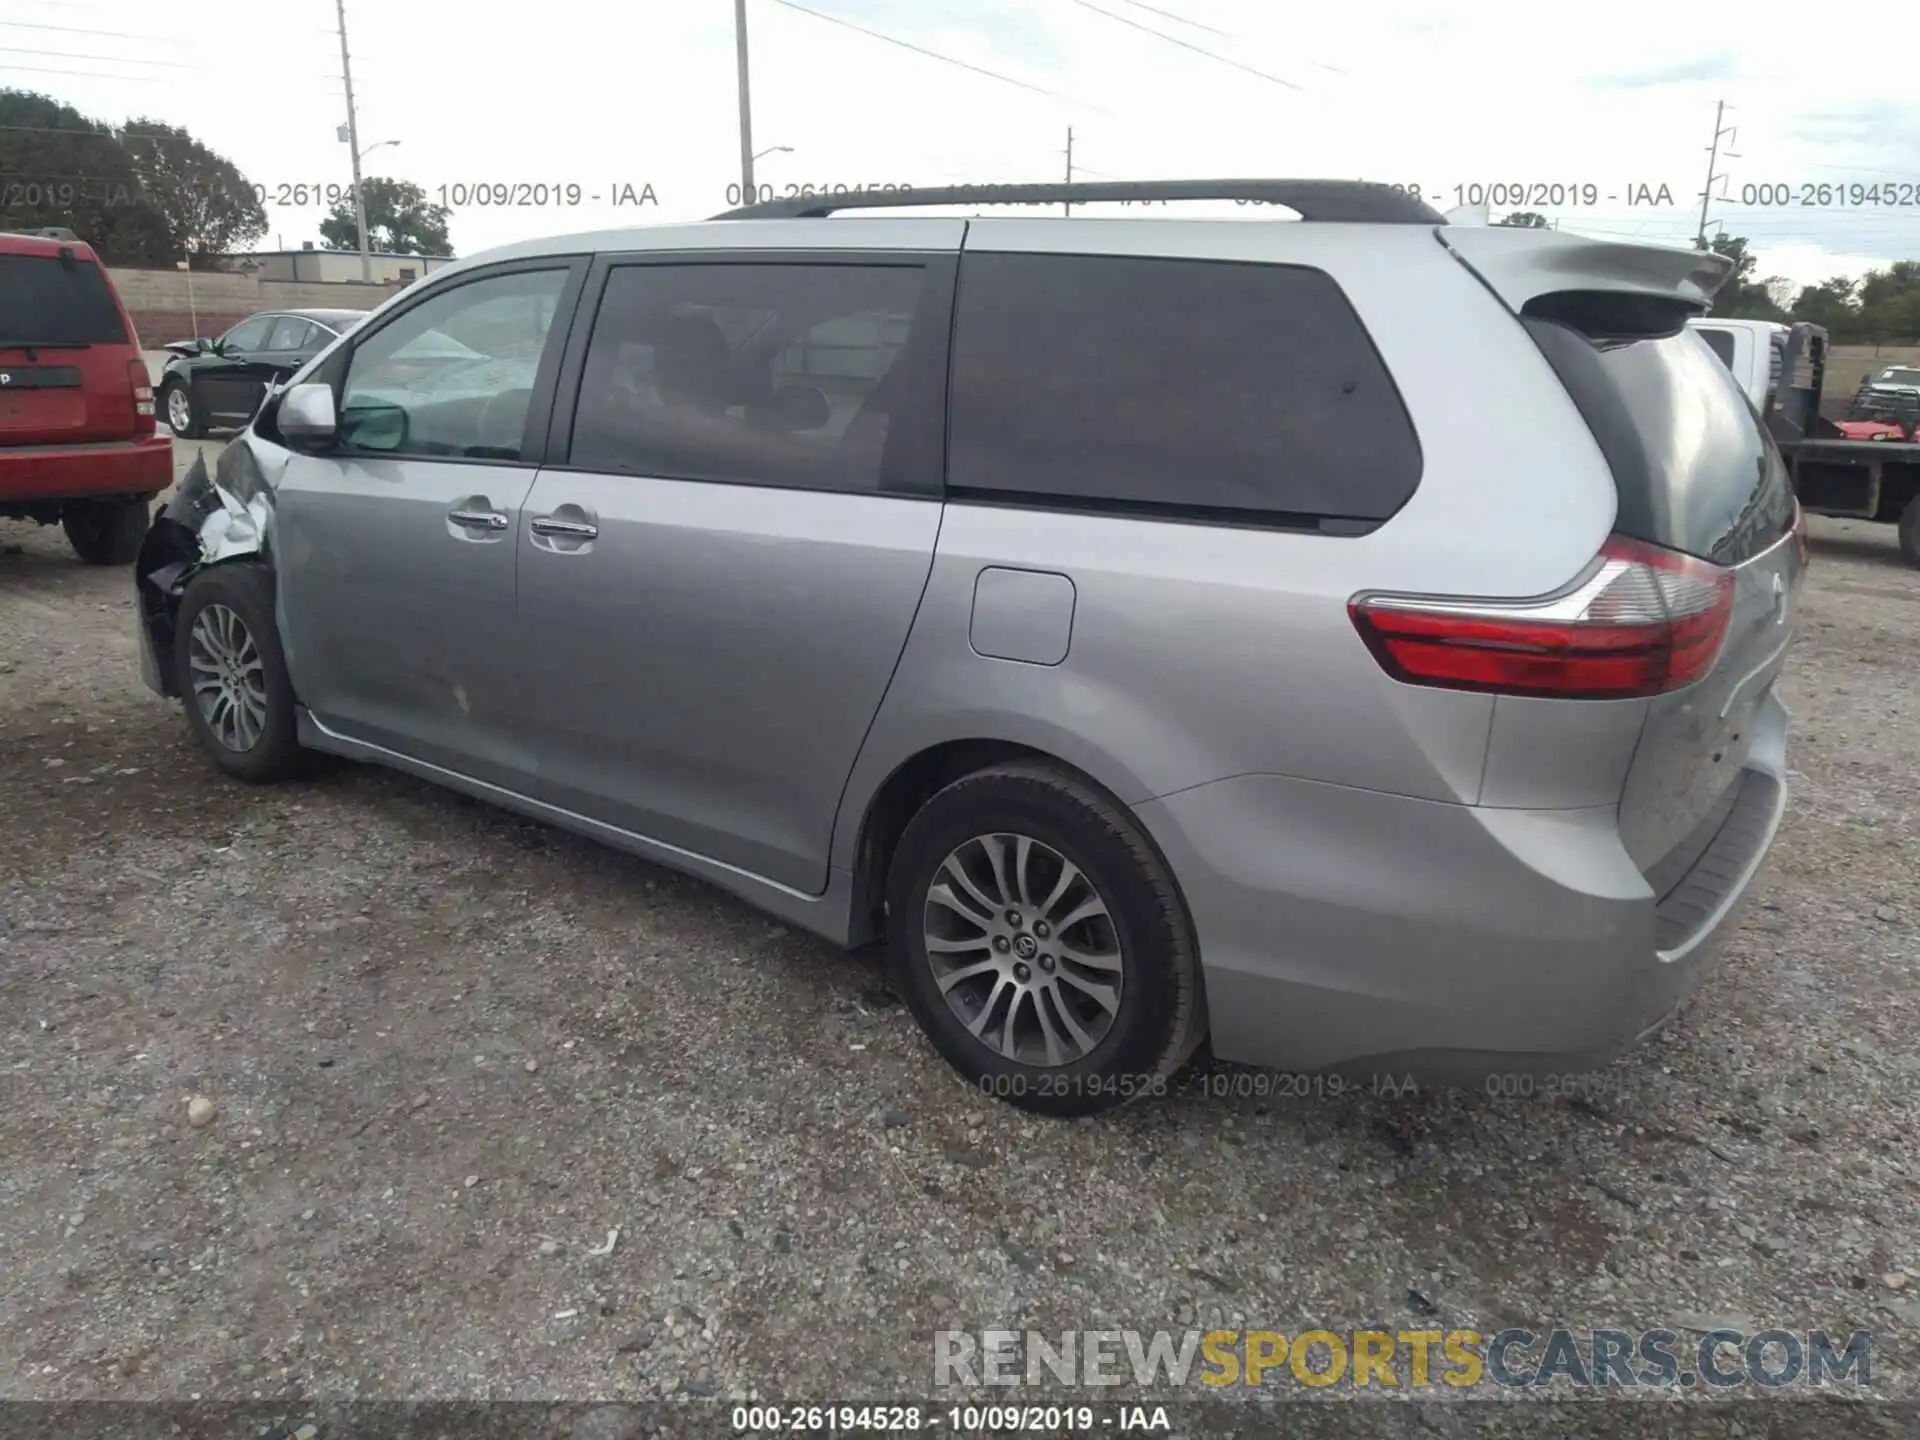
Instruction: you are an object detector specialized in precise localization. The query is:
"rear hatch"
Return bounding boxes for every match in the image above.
[0,242,141,447]
[1439,227,1804,870]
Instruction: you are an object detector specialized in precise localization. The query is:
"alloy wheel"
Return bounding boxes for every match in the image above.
[921,831,1125,1067]
[187,603,269,751]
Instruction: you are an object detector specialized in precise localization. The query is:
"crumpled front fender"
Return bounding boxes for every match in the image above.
[133,442,281,699]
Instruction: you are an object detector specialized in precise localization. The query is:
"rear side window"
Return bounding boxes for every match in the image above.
[1695,327,1736,368]
[0,254,128,347]
[569,261,938,495]
[1524,317,1795,567]
[946,252,1421,525]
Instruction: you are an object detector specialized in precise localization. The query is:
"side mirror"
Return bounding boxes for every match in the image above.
[278,382,338,446]
[338,399,408,453]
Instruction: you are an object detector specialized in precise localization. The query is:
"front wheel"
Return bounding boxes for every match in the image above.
[63,495,151,566]
[1899,494,1920,570]
[172,563,306,783]
[886,762,1206,1117]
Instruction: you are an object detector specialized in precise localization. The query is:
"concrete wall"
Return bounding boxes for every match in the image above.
[109,267,407,346]
[249,251,455,284]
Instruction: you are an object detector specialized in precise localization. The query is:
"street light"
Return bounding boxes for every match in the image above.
[362,139,401,163]
[753,145,792,161]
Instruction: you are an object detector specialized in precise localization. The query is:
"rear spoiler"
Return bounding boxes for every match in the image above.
[1436,227,1734,316]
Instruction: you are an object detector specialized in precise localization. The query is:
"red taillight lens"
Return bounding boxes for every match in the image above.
[127,359,155,435]
[1349,534,1735,700]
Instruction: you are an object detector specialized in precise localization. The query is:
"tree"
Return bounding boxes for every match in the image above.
[0,89,175,265]
[1495,211,1550,228]
[319,176,453,257]
[118,118,266,267]
[1790,276,1859,334]
[1704,233,1787,321]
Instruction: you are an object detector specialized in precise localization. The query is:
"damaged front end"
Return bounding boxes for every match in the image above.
[134,442,281,698]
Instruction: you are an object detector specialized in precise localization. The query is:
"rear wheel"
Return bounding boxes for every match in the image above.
[1899,494,1920,570]
[886,762,1205,1117]
[173,563,305,783]
[160,379,204,439]
[63,496,151,566]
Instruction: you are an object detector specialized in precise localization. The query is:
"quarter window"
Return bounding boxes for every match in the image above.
[265,316,314,350]
[946,252,1422,523]
[337,268,569,461]
[569,261,932,494]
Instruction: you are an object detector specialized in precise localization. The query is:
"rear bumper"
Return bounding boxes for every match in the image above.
[1137,694,1790,1087]
[0,434,172,504]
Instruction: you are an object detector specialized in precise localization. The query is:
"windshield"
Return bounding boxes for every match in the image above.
[0,253,128,347]
[1871,367,1920,387]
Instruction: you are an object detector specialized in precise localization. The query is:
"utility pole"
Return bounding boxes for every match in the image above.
[1695,100,1738,251]
[735,0,756,205]
[1063,127,1074,216]
[334,0,372,282]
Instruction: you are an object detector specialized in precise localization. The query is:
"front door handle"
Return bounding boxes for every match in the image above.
[530,515,599,540]
[449,508,509,531]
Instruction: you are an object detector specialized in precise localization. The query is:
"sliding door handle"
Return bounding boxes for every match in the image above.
[530,515,599,540]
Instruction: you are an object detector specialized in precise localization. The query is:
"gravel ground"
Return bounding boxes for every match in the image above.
[2,444,1917,1416]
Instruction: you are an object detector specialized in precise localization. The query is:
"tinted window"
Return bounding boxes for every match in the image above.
[1524,319,1795,567]
[220,315,274,354]
[0,254,128,346]
[339,267,568,461]
[946,252,1421,523]
[570,262,932,494]
[1695,326,1736,368]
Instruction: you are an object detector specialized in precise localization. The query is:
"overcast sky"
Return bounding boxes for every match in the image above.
[6,0,1918,290]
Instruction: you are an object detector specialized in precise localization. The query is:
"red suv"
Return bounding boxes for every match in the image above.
[1,230,173,564]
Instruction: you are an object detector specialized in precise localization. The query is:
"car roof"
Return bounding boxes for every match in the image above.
[289,308,365,326]
[0,231,105,263]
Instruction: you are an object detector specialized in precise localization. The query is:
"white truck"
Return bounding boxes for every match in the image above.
[1687,317,1787,412]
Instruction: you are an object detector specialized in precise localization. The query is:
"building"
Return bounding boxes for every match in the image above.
[221,245,456,286]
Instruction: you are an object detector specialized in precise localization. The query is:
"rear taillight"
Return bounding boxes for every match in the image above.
[127,359,154,435]
[1349,535,1735,700]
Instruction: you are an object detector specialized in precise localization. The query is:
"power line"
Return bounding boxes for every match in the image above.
[0,45,327,75]
[768,0,1106,113]
[1065,0,1302,91]
[1113,0,1346,73]
[0,60,167,82]
[1112,0,1229,36]
[0,18,184,43]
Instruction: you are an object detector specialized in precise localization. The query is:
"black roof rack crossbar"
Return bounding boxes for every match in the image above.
[709,179,1446,224]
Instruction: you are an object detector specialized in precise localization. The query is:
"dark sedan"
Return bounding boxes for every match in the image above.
[156,308,367,438]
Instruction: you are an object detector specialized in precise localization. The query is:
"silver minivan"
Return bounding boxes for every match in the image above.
[135,181,1806,1115]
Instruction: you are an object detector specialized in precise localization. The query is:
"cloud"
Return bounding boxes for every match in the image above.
[1587,53,1743,89]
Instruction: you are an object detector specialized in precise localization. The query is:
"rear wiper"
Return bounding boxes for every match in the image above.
[1,341,92,351]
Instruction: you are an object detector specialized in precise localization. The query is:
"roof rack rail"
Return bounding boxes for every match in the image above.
[709,179,1446,224]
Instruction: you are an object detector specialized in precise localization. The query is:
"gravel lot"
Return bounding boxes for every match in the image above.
[2,440,1917,1413]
